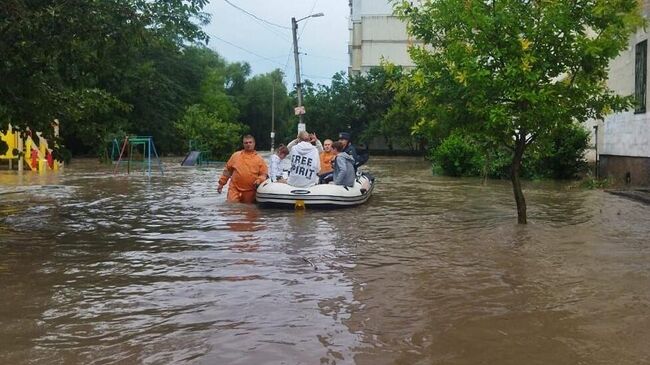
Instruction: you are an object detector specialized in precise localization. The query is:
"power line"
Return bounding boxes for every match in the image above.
[222,0,291,43]
[302,73,333,80]
[211,34,287,67]
[293,0,322,85]
[223,0,290,30]
[298,0,320,40]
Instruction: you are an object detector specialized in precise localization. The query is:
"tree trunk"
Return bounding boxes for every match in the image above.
[511,136,527,224]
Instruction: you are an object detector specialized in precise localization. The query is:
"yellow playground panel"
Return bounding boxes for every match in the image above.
[1,122,63,172]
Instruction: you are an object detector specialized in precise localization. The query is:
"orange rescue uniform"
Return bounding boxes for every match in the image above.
[218,150,268,203]
[319,150,336,174]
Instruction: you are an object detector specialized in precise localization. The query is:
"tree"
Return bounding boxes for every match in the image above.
[396,0,643,223]
[299,71,395,145]
[0,0,210,153]
[373,63,426,152]
[174,47,251,158]
[174,105,248,161]
[238,69,292,149]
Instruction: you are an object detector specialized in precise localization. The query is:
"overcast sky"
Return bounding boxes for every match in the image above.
[203,0,350,85]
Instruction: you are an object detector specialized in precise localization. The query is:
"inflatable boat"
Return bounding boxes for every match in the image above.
[256,172,375,208]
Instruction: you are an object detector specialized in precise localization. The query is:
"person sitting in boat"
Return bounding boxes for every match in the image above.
[288,131,323,153]
[338,132,368,169]
[217,135,268,203]
[331,141,356,187]
[269,144,289,182]
[317,139,336,184]
[287,131,320,188]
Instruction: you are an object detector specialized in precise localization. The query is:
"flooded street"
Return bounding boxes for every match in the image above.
[1,157,649,364]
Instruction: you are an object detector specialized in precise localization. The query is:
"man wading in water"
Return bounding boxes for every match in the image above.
[217,135,268,203]
[287,131,320,188]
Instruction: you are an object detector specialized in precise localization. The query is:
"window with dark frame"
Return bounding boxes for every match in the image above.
[634,40,647,114]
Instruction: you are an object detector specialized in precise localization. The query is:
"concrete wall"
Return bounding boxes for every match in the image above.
[352,0,394,19]
[601,26,650,158]
[349,21,362,75]
[600,155,650,186]
[349,0,415,75]
[603,112,650,157]
[591,1,650,184]
[360,16,409,40]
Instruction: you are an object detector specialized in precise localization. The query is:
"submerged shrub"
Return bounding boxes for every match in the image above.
[431,133,483,176]
[431,122,589,180]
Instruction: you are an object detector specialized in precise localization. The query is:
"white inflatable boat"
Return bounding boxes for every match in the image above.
[256,172,375,208]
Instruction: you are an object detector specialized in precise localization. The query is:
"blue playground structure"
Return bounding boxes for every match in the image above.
[113,136,164,176]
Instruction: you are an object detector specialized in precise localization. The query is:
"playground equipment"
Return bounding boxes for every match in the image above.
[0,122,63,172]
[113,136,164,176]
[180,139,217,166]
[107,138,121,163]
[181,151,201,166]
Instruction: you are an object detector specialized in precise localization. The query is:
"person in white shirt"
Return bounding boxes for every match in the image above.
[287,131,323,153]
[287,131,320,187]
[269,144,289,182]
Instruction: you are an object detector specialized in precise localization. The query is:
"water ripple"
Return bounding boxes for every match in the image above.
[1,158,650,364]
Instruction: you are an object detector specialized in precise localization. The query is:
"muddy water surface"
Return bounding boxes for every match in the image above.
[1,157,649,364]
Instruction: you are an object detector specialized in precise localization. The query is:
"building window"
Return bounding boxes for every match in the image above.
[635,40,647,114]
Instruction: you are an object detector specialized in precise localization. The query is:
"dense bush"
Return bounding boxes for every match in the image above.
[431,133,483,176]
[432,123,590,180]
[175,105,249,161]
[533,123,590,179]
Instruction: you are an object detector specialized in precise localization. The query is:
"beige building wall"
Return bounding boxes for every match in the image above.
[601,27,650,158]
[348,0,416,76]
[594,0,650,185]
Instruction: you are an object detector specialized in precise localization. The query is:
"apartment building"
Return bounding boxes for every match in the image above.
[595,1,650,185]
[348,0,415,76]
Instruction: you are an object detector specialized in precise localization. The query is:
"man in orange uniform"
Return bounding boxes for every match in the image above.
[217,135,268,203]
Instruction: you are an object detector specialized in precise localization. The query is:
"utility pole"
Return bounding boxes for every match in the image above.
[291,16,305,133]
[290,12,323,134]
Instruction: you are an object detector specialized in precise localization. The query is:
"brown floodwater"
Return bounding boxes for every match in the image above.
[1,156,649,365]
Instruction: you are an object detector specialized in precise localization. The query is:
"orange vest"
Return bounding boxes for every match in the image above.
[219,150,268,192]
[319,151,336,174]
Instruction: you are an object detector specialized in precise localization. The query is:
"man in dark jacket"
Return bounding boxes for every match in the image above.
[338,132,368,169]
[331,141,355,187]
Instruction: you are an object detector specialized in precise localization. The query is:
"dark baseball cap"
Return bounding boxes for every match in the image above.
[338,132,351,140]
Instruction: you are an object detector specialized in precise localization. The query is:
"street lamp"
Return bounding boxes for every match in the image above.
[292,12,324,133]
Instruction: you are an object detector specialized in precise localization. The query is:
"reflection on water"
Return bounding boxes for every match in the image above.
[1,157,649,364]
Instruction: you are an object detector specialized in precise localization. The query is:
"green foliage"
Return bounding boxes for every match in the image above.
[527,123,590,179]
[366,63,423,151]
[0,0,210,155]
[395,0,644,222]
[433,123,591,180]
[175,105,248,161]
[237,70,293,150]
[581,176,612,190]
[432,133,483,176]
[297,68,423,151]
[301,74,362,141]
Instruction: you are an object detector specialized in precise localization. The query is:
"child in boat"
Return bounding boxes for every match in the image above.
[331,141,355,187]
[269,144,289,182]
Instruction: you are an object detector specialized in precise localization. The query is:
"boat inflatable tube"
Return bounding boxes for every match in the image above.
[256,172,375,208]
